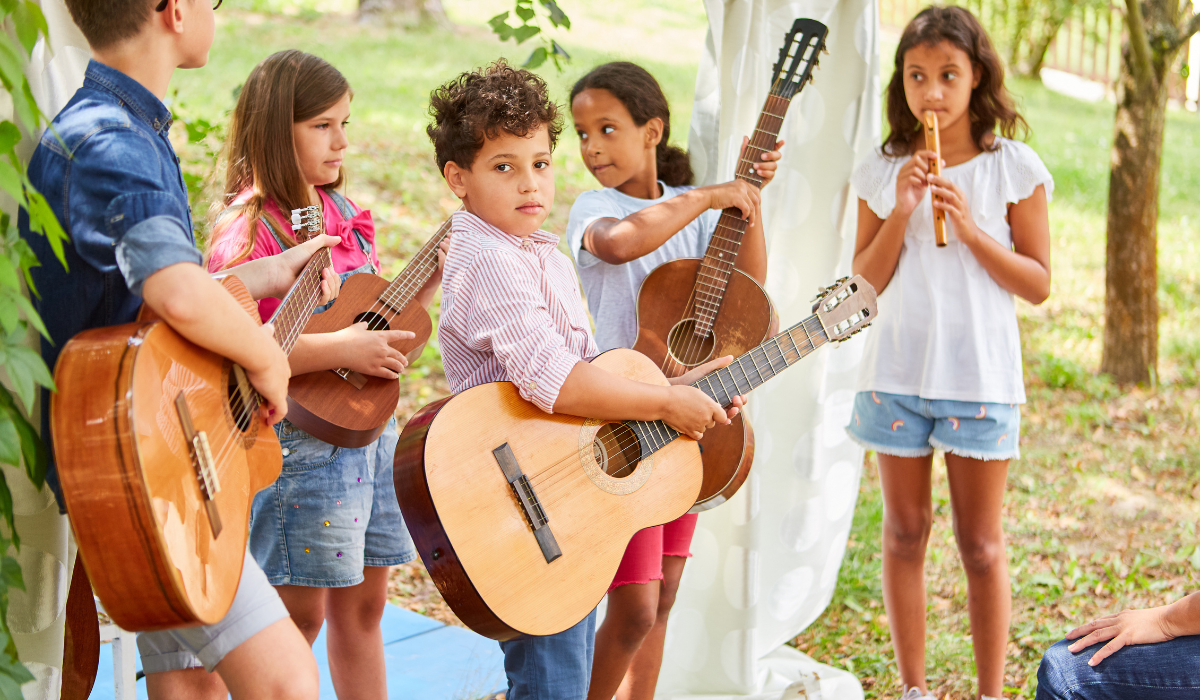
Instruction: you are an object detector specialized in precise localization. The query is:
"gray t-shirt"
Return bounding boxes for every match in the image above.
[566,183,719,352]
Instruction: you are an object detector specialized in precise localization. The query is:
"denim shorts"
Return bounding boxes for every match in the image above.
[137,553,289,673]
[846,391,1021,461]
[249,417,417,587]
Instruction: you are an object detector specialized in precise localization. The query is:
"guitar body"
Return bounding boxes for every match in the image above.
[288,272,433,448]
[631,258,775,511]
[52,276,282,630]
[394,349,702,640]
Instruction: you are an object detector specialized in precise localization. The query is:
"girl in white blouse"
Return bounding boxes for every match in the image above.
[846,7,1052,700]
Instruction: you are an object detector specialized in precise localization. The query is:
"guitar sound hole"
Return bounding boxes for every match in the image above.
[353,311,391,332]
[592,424,643,479]
[227,373,253,433]
[666,318,716,368]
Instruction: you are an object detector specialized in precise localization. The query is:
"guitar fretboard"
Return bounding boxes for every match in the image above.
[627,312,830,455]
[692,93,793,338]
[270,247,334,354]
[376,217,452,312]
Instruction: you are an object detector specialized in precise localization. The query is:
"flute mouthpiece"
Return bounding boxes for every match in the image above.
[923,111,938,130]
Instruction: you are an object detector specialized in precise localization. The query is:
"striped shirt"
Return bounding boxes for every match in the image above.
[439,210,597,413]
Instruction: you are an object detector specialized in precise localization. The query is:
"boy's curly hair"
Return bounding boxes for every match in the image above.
[427,59,563,172]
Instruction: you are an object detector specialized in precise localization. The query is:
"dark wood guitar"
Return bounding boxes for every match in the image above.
[394,276,875,639]
[287,218,451,448]
[52,207,331,630]
[631,18,830,513]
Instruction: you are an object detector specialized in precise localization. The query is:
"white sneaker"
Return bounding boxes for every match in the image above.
[899,689,936,700]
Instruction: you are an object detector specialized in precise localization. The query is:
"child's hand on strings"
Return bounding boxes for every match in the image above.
[740,136,785,187]
[895,149,940,218]
[668,354,748,422]
[317,267,341,307]
[699,179,761,223]
[928,173,981,247]
[246,322,291,426]
[660,385,731,441]
[336,323,417,379]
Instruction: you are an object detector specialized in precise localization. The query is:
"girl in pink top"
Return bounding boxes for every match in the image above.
[206,51,442,700]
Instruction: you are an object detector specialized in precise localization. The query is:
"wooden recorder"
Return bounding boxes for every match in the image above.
[922,110,948,247]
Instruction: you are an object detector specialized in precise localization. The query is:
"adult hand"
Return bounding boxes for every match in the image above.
[1066,606,1176,667]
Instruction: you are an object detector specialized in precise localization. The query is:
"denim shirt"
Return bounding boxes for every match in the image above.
[19,60,203,510]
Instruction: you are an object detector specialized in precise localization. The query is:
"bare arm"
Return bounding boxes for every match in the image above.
[931,177,1051,304]
[142,263,290,424]
[224,234,341,301]
[851,199,908,294]
[584,185,748,264]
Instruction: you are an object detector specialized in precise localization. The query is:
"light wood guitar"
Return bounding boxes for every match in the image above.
[52,207,331,630]
[631,18,829,512]
[394,275,876,640]
[288,218,450,448]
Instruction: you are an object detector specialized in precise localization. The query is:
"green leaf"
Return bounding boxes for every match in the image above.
[0,34,23,91]
[487,11,511,32]
[0,388,45,488]
[513,24,540,44]
[523,46,548,68]
[0,468,14,551]
[0,409,18,467]
[0,256,18,290]
[551,39,571,59]
[514,5,535,20]
[1190,544,1200,572]
[10,2,41,54]
[20,2,49,39]
[0,300,16,336]
[0,122,19,154]
[0,557,22,592]
[21,189,67,266]
[0,0,17,16]
[541,0,569,28]
[1,343,53,412]
[13,296,47,339]
[8,80,38,135]
[0,160,21,204]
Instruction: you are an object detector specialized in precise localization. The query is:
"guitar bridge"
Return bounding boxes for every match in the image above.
[175,392,223,539]
[332,367,368,389]
[492,443,561,564]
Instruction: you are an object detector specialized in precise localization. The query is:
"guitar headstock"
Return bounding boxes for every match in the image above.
[812,275,877,342]
[290,206,323,242]
[771,18,830,100]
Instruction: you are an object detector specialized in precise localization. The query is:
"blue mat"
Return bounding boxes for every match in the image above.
[92,603,505,699]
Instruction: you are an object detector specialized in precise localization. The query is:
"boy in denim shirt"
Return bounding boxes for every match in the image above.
[20,1,337,697]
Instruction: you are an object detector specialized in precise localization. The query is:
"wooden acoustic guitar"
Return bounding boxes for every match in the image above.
[631,18,830,513]
[287,217,451,448]
[52,207,331,630]
[394,275,876,639]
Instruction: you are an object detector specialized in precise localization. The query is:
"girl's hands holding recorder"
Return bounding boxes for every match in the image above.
[894,149,941,218]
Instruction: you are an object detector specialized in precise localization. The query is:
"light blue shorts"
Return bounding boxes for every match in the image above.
[846,391,1021,461]
[249,417,417,587]
[137,553,289,673]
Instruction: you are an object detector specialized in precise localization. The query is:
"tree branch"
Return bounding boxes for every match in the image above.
[1170,10,1200,50]
[1124,0,1156,86]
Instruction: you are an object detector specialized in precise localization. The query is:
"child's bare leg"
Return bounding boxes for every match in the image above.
[945,454,1011,699]
[616,555,687,700]
[146,668,227,700]
[325,566,392,700]
[275,585,329,646]
[878,453,936,693]
[587,582,659,700]
[215,618,319,700]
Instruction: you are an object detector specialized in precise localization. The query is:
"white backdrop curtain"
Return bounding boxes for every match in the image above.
[654,1,881,698]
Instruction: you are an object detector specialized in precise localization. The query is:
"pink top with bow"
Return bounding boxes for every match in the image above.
[207,188,380,322]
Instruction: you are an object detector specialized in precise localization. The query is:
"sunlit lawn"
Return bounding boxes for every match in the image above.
[173,9,1200,699]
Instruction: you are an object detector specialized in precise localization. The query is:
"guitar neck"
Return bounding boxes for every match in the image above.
[377,218,452,311]
[269,247,334,355]
[693,93,794,335]
[627,312,830,454]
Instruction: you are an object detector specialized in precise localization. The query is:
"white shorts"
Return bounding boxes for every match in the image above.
[136,553,290,673]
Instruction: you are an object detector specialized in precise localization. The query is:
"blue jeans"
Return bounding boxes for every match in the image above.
[1037,636,1200,699]
[499,610,597,700]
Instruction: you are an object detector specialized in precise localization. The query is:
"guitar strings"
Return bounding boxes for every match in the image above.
[528,316,826,503]
[661,89,786,382]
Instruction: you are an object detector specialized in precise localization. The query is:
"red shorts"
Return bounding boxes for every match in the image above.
[609,513,699,592]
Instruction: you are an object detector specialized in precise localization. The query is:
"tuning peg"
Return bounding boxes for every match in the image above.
[837,276,850,284]
[821,44,830,56]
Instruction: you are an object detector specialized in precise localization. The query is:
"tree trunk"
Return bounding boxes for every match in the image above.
[1023,3,1071,78]
[1100,37,1170,383]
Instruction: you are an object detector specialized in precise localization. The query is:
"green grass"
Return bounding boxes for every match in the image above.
[173,10,1200,699]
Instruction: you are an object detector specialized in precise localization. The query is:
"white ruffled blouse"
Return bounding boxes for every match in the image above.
[850,137,1054,404]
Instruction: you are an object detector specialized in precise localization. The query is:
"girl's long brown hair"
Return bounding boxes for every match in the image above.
[882,5,1027,157]
[569,62,693,188]
[210,50,352,267]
